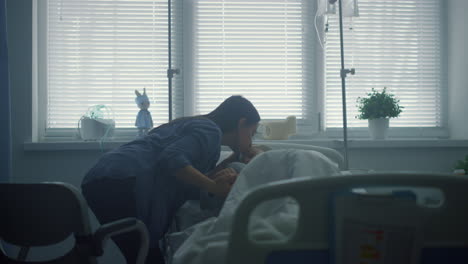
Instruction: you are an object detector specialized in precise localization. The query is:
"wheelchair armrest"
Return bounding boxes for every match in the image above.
[93,217,149,264]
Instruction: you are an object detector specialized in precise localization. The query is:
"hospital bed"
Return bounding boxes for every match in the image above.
[163,143,344,255]
[248,142,345,170]
[227,173,468,264]
[165,143,344,262]
[167,144,468,264]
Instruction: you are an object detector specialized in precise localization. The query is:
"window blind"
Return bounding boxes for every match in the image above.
[325,0,442,128]
[47,0,171,129]
[192,0,313,120]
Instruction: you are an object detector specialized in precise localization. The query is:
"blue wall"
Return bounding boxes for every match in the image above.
[0,0,11,256]
[0,0,11,183]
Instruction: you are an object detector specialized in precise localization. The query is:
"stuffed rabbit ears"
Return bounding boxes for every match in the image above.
[135,88,147,97]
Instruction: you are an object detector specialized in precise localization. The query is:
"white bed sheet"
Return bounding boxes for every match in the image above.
[172,149,340,264]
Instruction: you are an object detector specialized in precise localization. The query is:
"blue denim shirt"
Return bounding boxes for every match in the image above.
[83,118,221,242]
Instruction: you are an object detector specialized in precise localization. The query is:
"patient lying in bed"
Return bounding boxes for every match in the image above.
[200,145,272,216]
[169,149,340,264]
[165,145,271,257]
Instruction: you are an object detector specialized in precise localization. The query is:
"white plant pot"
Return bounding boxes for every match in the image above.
[368,118,389,140]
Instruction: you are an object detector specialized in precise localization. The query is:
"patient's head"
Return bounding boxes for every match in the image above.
[240,144,271,163]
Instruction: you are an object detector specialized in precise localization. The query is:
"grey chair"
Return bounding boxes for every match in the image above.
[0,182,149,264]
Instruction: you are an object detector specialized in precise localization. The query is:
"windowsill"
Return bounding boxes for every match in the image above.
[23,138,468,151]
[255,138,468,149]
[23,140,127,151]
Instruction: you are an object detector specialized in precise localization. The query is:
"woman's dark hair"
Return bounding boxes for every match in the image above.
[150,95,260,134]
[204,95,260,133]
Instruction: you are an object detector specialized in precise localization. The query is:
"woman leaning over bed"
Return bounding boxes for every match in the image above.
[81,95,260,264]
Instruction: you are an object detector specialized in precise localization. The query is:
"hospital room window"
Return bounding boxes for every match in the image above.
[38,0,444,139]
[324,0,443,130]
[41,0,175,132]
[189,0,316,124]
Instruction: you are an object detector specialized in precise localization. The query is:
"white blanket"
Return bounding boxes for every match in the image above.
[172,149,340,264]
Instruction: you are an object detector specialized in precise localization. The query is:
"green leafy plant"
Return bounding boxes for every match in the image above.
[454,155,468,175]
[356,87,404,120]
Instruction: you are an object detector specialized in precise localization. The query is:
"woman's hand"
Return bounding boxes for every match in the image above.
[212,167,236,180]
[175,165,237,198]
[210,168,238,197]
[207,152,239,179]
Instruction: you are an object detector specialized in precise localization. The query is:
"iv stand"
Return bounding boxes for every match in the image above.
[167,0,179,121]
[337,0,355,170]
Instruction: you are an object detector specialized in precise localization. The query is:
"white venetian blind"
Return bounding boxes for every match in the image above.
[47,0,171,129]
[193,0,312,120]
[325,0,441,128]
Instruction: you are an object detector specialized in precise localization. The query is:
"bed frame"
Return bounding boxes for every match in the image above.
[227,173,468,264]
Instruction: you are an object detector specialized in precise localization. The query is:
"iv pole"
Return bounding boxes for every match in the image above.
[167,0,179,121]
[331,0,355,170]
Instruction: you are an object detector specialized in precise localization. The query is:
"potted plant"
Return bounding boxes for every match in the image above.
[356,87,403,139]
[454,155,468,175]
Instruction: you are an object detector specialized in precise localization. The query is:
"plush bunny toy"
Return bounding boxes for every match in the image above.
[135,88,153,137]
